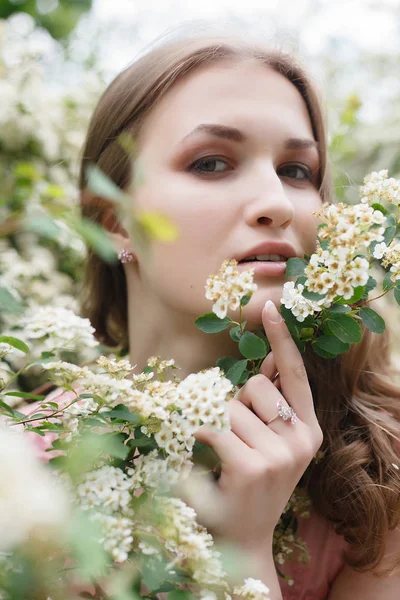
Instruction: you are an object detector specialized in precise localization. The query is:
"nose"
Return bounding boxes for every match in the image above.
[243,162,295,229]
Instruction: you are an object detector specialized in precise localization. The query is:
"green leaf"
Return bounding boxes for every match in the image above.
[72,217,117,262]
[302,289,325,301]
[136,210,178,242]
[313,335,350,355]
[364,276,377,296]
[238,331,267,360]
[383,271,394,292]
[330,303,351,314]
[358,307,385,334]
[226,359,248,385]
[299,327,314,341]
[326,314,362,344]
[240,294,252,307]
[142,558,167,592]
[5,391,45,401]
[0,335,29,354]
[285,257,307,277]
[0,286,24,315]
[100,404,140,424]
[383,215,396,245]
[0,398,18,417]
[229,325,242,342]
[342,285,365,304]
[295,276,307,288]
[23,215,61,240]
[371,203,389,216]
[195,313,232,333]
[86,164,127,204]
[312,345,337,359]
[216,356,238,373]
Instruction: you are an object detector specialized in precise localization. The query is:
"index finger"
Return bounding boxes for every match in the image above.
[262,300,315,422]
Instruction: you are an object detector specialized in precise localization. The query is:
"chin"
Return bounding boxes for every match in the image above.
[235,286,284,330]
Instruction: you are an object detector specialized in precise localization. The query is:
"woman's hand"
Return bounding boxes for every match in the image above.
[193,300,323,556]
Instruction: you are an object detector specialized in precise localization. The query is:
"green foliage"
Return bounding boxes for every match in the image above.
[0,0,93,40]
[358,307,386,333]
[238,331,267,360]
[0,335,29,354]
[326,314,362,344]
[225,359,248,385]
[285,257,307,277]
[195,313,232,333]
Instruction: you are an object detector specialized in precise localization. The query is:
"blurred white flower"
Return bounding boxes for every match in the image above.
[0,425,69,552]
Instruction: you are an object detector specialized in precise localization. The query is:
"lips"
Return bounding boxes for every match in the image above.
[237,240,298,263]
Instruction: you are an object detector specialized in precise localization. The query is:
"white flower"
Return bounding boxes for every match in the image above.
[41,360,84,385]
[233,578,271,600]
[91,512,134,563]
[176,367,233,433]
[0,425,69,551]
[77,466,133,516]
[373,242,388,260]
[11,306,98,355]
[205,260,257,319]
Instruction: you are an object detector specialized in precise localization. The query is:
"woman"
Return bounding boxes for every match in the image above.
[79,32,400,599]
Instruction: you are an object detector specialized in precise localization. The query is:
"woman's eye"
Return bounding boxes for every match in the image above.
[189,157,229,174]
[279,164,312,180]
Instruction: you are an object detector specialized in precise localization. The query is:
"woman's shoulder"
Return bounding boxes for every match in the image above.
[280,510,348,600]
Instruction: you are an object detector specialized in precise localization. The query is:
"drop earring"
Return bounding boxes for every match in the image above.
[118,248,136,264]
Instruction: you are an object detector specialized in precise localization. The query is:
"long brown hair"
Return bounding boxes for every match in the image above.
[78,32,400,573]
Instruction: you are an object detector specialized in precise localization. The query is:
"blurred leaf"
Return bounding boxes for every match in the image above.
[136,210,178,243]
[0,335,29,354]
[23,214,61,240]
[86,164,128,204]
[68,511,108,579]
[72,217,117,262]
[5,391,45,401]
[0,0,93,40]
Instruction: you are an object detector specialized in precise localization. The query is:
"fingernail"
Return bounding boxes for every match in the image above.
[265,300,282,323]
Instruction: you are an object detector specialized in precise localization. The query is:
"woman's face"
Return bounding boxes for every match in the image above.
[130,60,323,328]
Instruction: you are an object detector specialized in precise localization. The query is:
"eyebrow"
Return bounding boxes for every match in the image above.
[181,123,320,151]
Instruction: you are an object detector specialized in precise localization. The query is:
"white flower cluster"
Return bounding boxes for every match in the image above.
[360,169,400,205]
[156,496,227,588]
[0,15,99,166]
[10,306,99,355]
[96,355,134,379]
[373,240,400,283]
[281,201,386,321]
[205,260,257,319]
[77,466,134,563]
[233,578,271,600]
[176,367,233,433]
[0,425,69,552]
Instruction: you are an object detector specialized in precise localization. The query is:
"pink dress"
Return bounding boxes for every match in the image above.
[16,388,347,598]
[280,511,347,599]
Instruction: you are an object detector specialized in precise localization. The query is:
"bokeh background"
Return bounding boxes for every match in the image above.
[1,0,400,393]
